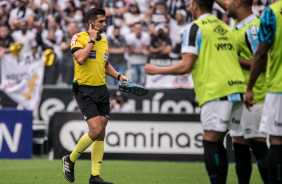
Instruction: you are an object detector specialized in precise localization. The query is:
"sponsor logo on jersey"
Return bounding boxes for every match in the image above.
[275,121,282,127]
[220,119,229,124]
[201,19,218,25]
[71,34,80,47]
[89,50,96,59]
[228,80,246,86]
[232,117,240,124]
[214,25,227,36]
[245,128,252,134]
[218,37,228,41]
[215,43,235,51]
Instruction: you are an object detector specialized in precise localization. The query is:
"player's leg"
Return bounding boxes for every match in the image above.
[201,101,235,184]
[229,101,252,184]
[259,93,282,184]
[232,136,252,184]
[230,112,251,184]
[203,130,228,184]
[269,136,282,184]
[243,104,269,183]
[249,138,269,184]
[218,139,228,183]
[230,101,252,184]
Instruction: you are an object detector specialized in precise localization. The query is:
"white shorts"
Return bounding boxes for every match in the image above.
[259,93,282,136]
[201,101,244,132]
[230,104,266,139]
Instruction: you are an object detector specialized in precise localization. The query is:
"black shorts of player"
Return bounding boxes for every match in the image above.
[75,85,110,121]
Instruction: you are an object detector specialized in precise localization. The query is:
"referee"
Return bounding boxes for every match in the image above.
[145,0,246,183]
[62,8,128,184]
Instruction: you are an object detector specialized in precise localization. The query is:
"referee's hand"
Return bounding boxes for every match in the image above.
[244,90,256,111]
[88,24,99,41]
[119,75,129,83]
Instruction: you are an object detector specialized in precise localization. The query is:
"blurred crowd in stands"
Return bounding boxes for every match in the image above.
[0,0,271,86]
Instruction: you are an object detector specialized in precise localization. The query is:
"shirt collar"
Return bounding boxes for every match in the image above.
[236,14,258,29]
[197,13,212,20]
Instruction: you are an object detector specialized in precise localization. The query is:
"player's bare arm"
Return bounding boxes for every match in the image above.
[105,60,129,82]
[239,58,266,71]
[238,57,252,70]
[145,53,197,75]
[244,41,271,110]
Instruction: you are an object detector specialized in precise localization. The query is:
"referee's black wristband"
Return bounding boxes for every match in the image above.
[117,73,122,81]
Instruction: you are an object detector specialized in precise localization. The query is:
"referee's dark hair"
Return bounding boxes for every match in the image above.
[86,8,106,24]
[194,0,215,12]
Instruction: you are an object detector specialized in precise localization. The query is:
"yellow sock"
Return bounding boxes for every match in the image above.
[91,141,105,176]
[70,134,93,162]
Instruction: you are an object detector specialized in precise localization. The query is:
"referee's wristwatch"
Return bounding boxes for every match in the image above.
[88,39,95,45]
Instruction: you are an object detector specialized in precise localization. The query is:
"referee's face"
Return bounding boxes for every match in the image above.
[91,15,106,33]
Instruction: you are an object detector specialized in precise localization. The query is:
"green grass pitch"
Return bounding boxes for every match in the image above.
[0,159,263,184]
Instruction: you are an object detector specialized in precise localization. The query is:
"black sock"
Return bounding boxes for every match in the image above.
[249,140,269,184]
[203,140,226,184]
[233,142,252,184]
[218,141,228,183]
[269,145,282,184]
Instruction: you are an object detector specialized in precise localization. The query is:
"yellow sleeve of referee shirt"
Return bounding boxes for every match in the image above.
[70,32,86,52]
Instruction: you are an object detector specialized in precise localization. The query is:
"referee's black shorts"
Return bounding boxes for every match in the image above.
[75,85,110,121]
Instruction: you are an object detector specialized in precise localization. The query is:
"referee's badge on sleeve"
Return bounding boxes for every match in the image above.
[104,52,108,63]
[71,34,80,46]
